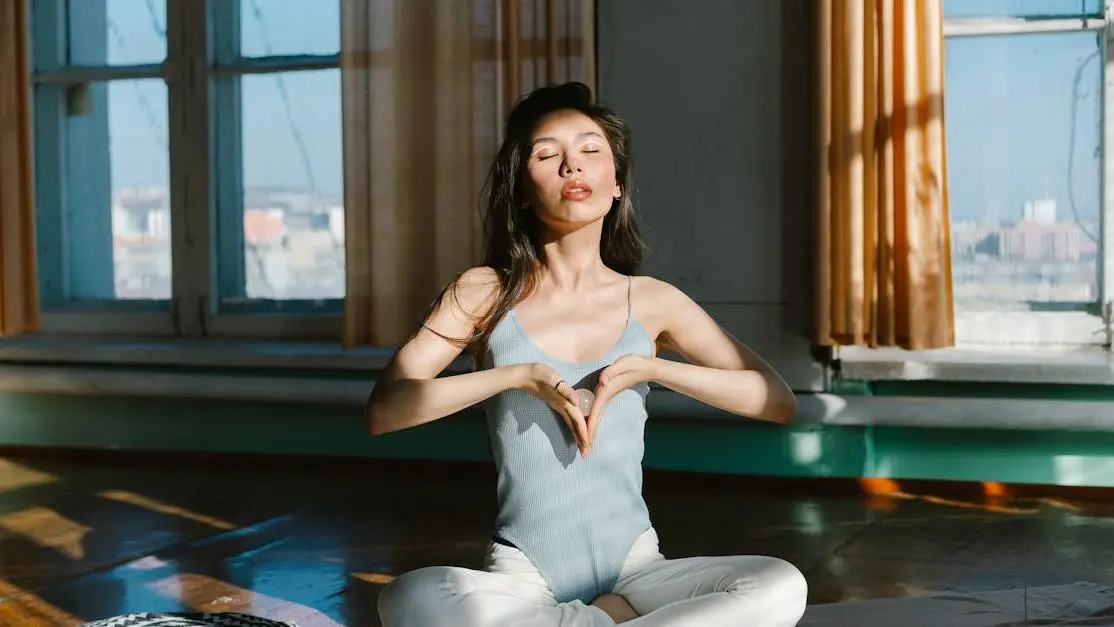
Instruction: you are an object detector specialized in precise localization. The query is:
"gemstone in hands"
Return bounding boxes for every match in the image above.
[575,388,595,415]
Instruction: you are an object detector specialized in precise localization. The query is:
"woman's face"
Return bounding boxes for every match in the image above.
[524,109,621,230]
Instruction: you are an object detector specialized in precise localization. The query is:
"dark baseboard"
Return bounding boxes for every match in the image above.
[4,444,1114,504]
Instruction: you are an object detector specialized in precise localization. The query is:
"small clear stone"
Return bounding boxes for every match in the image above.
[575,388,595,415]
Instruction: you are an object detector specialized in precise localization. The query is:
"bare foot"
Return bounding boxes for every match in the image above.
[591,593,639,623]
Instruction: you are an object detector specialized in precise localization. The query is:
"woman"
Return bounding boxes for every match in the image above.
[369,82,808,626]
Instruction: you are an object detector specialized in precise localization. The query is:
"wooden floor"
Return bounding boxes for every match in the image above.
[2,452,1114,626]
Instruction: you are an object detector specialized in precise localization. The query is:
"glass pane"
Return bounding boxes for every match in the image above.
[63,79,171,300]
[240,0,340,57]
[944,0,1102,18]
[234,69,344,301]
[69,0,168,66]
[946,33,1100,321]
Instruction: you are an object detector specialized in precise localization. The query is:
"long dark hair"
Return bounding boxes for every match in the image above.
[432,82,643,364]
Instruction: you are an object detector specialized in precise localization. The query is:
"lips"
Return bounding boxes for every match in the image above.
[561,180,593,201]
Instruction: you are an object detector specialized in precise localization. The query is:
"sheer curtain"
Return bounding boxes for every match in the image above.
[0,0,39,337]
[814,0,955,350]
[340,0,595,348]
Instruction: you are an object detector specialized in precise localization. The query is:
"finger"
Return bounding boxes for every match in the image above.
[570,405,591,457]
[585,390,612,449]
[590,371,625,418]
[596,366,627,396]
[562,402,589,454]
[596,369,612,392]
[554,379,580,408]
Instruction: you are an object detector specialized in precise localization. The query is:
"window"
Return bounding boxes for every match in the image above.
[29,0,342,338]
[943,0,1112,348]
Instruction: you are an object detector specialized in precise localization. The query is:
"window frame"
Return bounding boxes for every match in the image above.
[838,6,1114,381]
[941,9,1114,351]
[201,0,342,339]
[27,0,344,341]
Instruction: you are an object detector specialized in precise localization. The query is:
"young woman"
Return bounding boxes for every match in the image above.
[369,82,808,626]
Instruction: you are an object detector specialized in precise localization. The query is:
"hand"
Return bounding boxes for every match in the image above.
[591,593,639,623]
[585,354,658,450]
[519,363,591,457]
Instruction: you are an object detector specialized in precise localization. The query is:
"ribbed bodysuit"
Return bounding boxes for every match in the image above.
[482,276,656,605]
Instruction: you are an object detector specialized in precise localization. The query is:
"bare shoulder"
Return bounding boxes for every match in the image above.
[442,266,502,318]
[630,276,703,338]
[632,275,772,371]
[632,275,696,312]
[386,266,502,380]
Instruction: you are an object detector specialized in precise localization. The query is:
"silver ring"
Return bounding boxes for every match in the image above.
[554,380,564,391]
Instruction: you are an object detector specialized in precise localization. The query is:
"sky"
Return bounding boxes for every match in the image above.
[99,0,342,198]
[87,0,1105,223]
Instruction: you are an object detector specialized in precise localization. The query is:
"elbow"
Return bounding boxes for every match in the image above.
[367,406,396,436]
[759,380,796,426]
[365,390,392,436]
[774,390,798,425]
[365,404,385,436]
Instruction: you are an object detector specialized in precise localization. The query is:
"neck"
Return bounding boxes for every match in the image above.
[540,222,608,289]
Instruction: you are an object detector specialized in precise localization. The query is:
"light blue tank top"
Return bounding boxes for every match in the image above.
[482,276,656,604]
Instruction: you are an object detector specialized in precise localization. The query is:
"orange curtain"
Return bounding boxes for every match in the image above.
[0,0,39,337]
[814,0,954,350]
[340,0,595,348]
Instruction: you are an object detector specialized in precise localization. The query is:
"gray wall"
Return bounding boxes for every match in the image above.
[597,0,824,390]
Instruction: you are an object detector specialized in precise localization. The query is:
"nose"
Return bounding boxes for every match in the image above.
[561,155,582,176]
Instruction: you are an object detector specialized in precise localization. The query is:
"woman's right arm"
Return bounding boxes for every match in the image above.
[366,267,589,448]
[366,267,511,435]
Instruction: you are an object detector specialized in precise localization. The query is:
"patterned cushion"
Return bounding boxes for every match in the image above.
[81,613,298,627]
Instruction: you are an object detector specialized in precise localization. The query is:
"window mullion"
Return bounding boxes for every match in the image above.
[210,0,247,318]
[168,0,210,337]
[1104,11,1114,349]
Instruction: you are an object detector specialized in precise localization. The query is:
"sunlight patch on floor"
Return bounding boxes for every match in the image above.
[352,572,395,585]
[0,506,89,560]
[97,490,236,530]
[0,458,57,495]
[0,576,82,626]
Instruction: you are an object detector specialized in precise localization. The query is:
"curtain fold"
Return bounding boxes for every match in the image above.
[341,0,595,348]
[814,0,954,350]
[0,0,39,337]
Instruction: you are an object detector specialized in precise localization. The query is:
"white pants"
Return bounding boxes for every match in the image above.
[378,528,808,626]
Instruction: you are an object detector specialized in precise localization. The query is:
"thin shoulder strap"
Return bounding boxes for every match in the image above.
[626,275,633,323]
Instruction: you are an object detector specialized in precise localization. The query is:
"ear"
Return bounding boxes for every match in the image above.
[613,184,622,199]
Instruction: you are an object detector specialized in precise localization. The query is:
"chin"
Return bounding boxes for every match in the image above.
[544,214,606,233]
[547,202,610,225]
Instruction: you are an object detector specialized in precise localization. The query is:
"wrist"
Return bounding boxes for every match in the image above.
[643,355,669,385]
[508,363,534,391]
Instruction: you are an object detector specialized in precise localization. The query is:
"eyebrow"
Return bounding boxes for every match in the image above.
[531,131,605,146]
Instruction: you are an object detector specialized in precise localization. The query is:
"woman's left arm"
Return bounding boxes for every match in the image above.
[591,281,796,428]
[651,282,795,423]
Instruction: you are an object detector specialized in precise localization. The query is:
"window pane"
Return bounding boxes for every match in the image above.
[51,79,171,302]
[946,33,1100,332]
[944,0,1102,18]
[68,0,167,66]
[220,69,344,302]
[239,0,340,57]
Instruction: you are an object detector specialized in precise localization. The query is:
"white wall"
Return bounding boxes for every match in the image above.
[597,0,825,390]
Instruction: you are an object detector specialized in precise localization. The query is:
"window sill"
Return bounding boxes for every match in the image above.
[0,333,471,374]
[837,345,1114,385]
[5,335,1114,432]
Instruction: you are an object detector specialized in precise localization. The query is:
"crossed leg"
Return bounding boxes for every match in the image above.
[377,531,808,627]
[377,545,616,627]
[613,532,809,627]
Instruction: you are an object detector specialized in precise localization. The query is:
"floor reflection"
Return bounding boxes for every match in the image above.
[1,453,1114,626]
